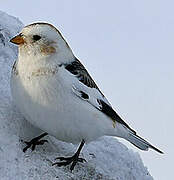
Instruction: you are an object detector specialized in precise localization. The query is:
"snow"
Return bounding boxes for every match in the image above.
[0,11,153,180]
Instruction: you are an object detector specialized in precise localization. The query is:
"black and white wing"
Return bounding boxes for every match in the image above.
[65,58,103,95]
[64,58,135,133]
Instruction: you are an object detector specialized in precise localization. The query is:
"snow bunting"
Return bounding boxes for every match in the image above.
[10,23,163,170]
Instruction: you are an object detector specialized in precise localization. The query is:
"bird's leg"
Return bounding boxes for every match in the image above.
[52,139,86,171]
[23,132,48,152]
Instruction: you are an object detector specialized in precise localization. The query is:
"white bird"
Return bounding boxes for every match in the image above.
[10,23,163,171]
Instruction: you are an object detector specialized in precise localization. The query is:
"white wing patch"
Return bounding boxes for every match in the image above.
[65,59,135,132]
[72,85,102,110]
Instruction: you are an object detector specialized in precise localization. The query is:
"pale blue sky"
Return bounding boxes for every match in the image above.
[1,0,173,179]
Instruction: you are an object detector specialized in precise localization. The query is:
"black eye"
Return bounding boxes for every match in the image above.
[33,35,41,41]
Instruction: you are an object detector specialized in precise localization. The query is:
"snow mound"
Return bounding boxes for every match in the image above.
[0,11,153,180]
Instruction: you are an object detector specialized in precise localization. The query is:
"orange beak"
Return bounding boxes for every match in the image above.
[10,34,25,45]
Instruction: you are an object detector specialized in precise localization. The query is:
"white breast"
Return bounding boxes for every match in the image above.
[11,65,115,144]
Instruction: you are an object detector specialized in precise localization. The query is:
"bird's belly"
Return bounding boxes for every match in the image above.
[11,75,112,144]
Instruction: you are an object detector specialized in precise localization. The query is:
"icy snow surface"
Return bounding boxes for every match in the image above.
[0,11,153,180]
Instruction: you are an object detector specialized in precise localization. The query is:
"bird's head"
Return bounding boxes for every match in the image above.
[10,23,74,63]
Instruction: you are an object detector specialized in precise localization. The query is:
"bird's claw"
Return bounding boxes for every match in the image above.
[52,154,86,171]
[23,139,48,152]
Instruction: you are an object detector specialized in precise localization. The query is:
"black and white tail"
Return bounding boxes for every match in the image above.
[126,132,163,154]
[97,99,163,153]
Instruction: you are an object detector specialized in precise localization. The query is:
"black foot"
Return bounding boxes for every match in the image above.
[52,154,86,171]
[52,140,86,171]
[23,132,48,152]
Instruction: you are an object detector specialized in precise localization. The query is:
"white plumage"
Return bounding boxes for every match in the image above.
[10,22,163,170]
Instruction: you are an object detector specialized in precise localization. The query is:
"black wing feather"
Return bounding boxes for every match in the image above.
[97,99,136,134]
[65,58,104,96]
[65,59,135,131]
